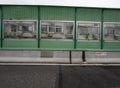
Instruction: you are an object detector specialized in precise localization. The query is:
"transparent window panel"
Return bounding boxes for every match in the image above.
[104,23,120,42]
[41,20,74,40]
[40,51,69,63]
[4,21,37,39]
[77,22,100,41]
[72,51,82,63]
[86,52,120,63]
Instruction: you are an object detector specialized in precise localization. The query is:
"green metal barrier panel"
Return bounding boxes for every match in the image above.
[0,5,119,51]
[2,6,38,49]
[0,7,2,48]
[104,9,120,22]
[76,8,102,21]
[40,7,75,49]
[3,40,37,48]
[103,9,120,50]
[0,39,1,48]
[77,42,101,49]
[104,42,120,50]
[40,40,73,49]
[0,19,2,39]
[40,6,75,20]
[3,6,38,20]
[76,8,102,50]
[0,8,1,39]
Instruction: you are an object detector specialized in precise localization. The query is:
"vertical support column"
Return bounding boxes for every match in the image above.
[74,8,77,49]
[82,51,86,62]
[101,9,104,49]
[38,6,40,48]
[0,6,3,48]
[69,51,72,64]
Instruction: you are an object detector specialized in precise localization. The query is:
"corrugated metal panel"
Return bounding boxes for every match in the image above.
[41,40,73,49]
[3,40,38,48]
[77,8,102,21]
[104,9,120,22]
[0,7,1,39]
[77,42,100,49]
[3,6,38,20]
[40,6,75,20]
[104,42,120,49]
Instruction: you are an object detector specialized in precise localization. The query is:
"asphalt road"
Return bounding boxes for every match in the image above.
[0,65,120,88]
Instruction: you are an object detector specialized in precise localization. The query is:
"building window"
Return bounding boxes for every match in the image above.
[104,23,120,41]
[77,22,100,41]
[41,20,74,40]
[4,20,37,39]
[41,25,48,33]
[55,25,62,33]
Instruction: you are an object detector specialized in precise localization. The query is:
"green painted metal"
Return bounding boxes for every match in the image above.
[104,42,120,49]
[3,40,38,48]
[40,6,75,20]
[104,9,120,22]
[0,6,3,48]
[0,6,1,48]
[40,40,74,49]
[0,6,2,40]
[101,9,104,49]
[76,8,102,49]
[76,8,102,21]
[1,47,120,51]
[40,6,75,49]
[0,39,2,48]
[103,9,120,50]
[0,5,119,51]
[77,42,101,49]
[74,8,77,49]
[3,6,38,20]
[38,6,40,48]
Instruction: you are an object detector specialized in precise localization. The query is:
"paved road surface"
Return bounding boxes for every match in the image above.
[0,65,120,88]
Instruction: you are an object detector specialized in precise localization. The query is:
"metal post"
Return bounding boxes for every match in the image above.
[38,6,40,48]
[69,50,72,64]
[74,8,77,49]
[82,51,86,62]
[101,9,104,49]
[0,6,3,48]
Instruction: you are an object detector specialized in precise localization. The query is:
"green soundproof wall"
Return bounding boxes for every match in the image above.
[40,6,75,49]
[103,9,120,50]
[2,6,38,48]
[76,8,102,49]
[0,7,1,48]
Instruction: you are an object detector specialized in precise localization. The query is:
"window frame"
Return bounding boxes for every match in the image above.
[3,20,38,40]
[76,21,101,41]
[40,20,74,41]
[103,22,120,42]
